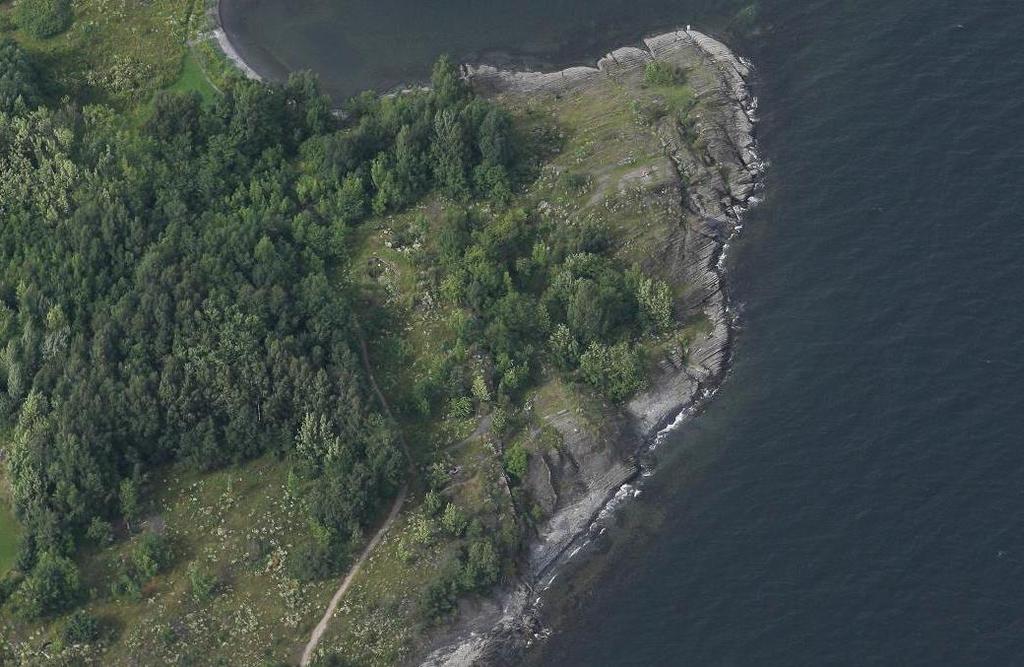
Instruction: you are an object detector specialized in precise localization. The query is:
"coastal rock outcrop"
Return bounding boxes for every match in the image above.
[421,27,763,666]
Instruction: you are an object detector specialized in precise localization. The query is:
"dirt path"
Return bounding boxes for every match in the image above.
[355,330,413,462]
[299,325,414,666]
[300,483,408,666]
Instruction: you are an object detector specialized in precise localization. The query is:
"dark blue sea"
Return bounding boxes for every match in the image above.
[223,0,1024,663]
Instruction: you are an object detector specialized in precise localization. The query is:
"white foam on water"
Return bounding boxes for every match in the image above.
[597,484,636,522]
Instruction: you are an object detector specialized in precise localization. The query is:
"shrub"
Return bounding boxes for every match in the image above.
[644,60,686,86]
[497,357,529,395]
[62,609,100,644]
[460,539,499,591]
[420,572,458,622]
[287,540,340,582]
[86,517,114,547]
[447,396,473,420]
[109,573,141,600]
[490,406,511,437]
[419,557,469,622]
[408,512,434,546]
[110,531,171,599]
[187,563,219,603]
[502,442,528,480]
[549,323,580,369]
[131,531,170,581]
[441,503,467,537]
[428,460,451,490]
[471,373,490,404]
[424,490,444,516]
[14,0,72,39]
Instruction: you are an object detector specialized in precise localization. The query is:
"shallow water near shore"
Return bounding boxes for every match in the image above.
[223,0,1024,664]
[219,0,754,100]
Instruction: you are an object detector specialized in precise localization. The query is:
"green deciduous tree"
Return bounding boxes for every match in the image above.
[461,539,499,590]
[502,442,528,480]
[430,55,469,109]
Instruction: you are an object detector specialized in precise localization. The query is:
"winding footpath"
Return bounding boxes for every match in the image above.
[300,327,414,666]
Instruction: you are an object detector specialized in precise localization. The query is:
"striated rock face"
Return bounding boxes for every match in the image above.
[421,28,763,667]
[525,403,636,579]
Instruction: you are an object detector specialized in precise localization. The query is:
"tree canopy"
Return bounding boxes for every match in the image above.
[0,47,520,583]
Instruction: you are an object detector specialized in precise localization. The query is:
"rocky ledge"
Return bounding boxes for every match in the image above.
[417,27,764,667]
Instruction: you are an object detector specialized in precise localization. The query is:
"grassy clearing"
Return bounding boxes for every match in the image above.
[2,0,200,105]
[168,48,219,102]
[0,0,232,110]
[1,457,341,665]
[505,71,693,272]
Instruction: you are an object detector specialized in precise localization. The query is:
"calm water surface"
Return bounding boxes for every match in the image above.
[220,0,751,100]
[223,0,1024,664]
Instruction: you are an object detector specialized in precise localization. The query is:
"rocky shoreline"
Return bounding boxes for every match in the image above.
[417,28,764,667]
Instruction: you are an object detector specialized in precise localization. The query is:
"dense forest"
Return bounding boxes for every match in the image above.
[0,40,523,618]
[0,29,674,630]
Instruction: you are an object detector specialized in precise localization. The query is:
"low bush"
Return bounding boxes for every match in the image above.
[62,609,100,644]
[287,540,343,582]
[14,0,72,39]
[110,531,171,600]
[644,60,686,86]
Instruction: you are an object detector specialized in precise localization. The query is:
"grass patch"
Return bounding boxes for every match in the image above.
[1,456,341,665]
[167,49,218,103]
